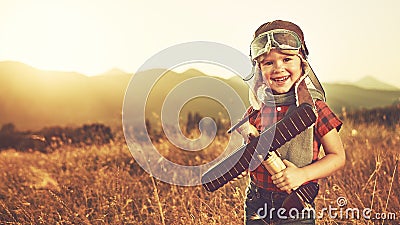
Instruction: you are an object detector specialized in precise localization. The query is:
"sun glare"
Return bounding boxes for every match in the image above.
[0,1,126,76]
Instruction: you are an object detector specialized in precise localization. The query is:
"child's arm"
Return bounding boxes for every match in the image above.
[271,128,345,192]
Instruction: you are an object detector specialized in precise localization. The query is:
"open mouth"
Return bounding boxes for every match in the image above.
[271,75,290,82]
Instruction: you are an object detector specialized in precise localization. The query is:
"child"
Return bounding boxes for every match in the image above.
[235,20,345,225]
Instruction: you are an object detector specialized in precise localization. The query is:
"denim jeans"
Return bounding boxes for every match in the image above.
[244,182,316,225]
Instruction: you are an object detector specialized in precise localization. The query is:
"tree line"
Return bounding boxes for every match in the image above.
[342,103,400,128]
[0,123,113,152]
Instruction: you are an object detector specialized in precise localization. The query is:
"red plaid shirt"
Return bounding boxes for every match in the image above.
[247,100,342,191]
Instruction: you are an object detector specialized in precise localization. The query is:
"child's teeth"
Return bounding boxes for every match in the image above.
[274,76,289,81]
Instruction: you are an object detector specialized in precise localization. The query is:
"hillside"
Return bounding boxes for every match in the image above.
[0,61,399,130]
[0,61,131,130]
[324,83,400,112]
[123,68,249,133]
[353,75,399,91]
[0,62,249,130]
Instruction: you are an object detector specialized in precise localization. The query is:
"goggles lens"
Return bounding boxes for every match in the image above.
[250,29,302,60]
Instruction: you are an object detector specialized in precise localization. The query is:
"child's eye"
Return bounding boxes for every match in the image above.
[262,61,273,66]
[283,57,292,62]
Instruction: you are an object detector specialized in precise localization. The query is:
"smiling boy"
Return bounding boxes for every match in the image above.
[236,20,346,225]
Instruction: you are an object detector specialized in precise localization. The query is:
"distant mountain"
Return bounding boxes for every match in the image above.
[122,68,250,133]
[0,61,131,130]
[323,83,400,113]
[99,68,131,77]
[0,61,399,130]
[352,76,399,91]
[0,62,248,130]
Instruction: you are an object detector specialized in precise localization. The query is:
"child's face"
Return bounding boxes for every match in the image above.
[258,49,302,94]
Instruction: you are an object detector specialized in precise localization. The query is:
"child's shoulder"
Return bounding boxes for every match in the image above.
[315,100,337,117]
[315,99,329,110]
[314,100,343,137]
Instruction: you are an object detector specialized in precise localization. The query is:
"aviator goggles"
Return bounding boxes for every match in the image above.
[250,29,303,60]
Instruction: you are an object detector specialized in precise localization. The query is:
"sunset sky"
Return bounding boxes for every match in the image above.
[1,0,400,87]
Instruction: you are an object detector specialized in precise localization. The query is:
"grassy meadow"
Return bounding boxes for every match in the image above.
[0,119,399,224]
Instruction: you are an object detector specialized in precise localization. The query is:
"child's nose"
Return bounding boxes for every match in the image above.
[273,61,284,73]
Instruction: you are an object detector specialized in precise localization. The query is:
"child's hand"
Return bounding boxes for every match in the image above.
[271,160,305,192]
[235,121,259,142]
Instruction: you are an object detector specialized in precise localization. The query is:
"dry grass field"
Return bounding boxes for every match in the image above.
[0,120,399,224]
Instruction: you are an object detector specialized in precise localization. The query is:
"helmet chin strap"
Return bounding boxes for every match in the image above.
[295,74,315,109]
[298,54,326,102]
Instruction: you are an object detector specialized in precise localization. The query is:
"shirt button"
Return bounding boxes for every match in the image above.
[277,107,281,111]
